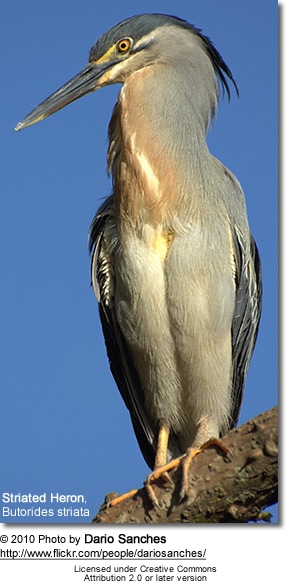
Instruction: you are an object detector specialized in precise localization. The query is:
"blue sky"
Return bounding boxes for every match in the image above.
[0,1,277,524]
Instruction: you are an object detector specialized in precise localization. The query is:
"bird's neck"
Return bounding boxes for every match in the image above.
[108,66,214,231]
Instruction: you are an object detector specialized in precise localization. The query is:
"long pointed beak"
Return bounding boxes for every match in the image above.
[15,61,111,131]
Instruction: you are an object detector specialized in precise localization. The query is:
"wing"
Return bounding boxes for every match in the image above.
[230,225,262,429]
[89,196,161,469]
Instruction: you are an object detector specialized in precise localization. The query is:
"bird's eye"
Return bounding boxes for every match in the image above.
[117,38,132,54]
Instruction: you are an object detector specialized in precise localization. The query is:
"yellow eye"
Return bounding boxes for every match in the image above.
[117,38,132,54]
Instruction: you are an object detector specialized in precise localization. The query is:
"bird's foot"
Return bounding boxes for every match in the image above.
[145,438,231,507]
[180,437,232,500]
[144,454,186,508]
[106,438,231,509]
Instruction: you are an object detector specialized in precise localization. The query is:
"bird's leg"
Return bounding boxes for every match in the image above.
[145,419,186,507]
[154,419,171,472]
[108,421,176,508]
[180,417,231,501]
[109,419,230,509]
[146,417,231,507]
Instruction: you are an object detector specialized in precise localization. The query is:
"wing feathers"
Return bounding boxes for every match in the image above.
[230,226,262,428]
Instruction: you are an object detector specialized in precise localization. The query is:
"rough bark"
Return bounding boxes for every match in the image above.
[92,406,278,524]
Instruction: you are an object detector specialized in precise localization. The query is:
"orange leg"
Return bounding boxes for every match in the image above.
[109,419,231,509]
[107,420,171,509]
[146,418,231,505]
[108,420,172,508]
[145,419,185,507]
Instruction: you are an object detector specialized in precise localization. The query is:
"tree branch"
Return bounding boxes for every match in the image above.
[92,406,278,524]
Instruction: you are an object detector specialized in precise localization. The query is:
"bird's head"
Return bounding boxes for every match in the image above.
[15,13,238,131]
